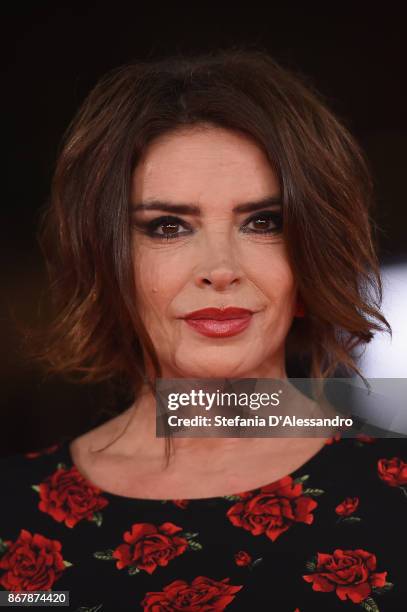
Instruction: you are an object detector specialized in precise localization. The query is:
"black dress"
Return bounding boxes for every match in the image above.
[0,435,406,611]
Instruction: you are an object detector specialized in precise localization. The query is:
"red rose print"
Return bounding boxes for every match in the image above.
[377,457,407,487]
[25,444,59,458]
[226,475,318,541]
[112,522,189,574]
[37,465,109,527]
[141,576,243,611]
[0,529,67,591]
[173,499,190,509]
[325,434,341,445]
[303,548,387,603]
[355,434,376,443]
[335,497,359,516]
[234,551,252,567]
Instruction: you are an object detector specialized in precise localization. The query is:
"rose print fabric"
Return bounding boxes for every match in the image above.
[0,435,406,610]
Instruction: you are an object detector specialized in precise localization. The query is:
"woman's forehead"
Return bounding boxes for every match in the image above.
[131,127,279,207]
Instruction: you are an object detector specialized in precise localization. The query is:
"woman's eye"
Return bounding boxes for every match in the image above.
[243,211,283,234]
[144,216,191,240]
[133,211,282,240]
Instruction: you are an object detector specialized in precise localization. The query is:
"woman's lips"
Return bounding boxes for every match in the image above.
[183,307,254,338]
[184,316,252,337]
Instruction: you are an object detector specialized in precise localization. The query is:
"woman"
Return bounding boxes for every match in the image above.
[1,48,405,611]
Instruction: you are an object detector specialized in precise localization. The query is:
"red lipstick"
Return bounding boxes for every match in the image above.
[183,307,254,338]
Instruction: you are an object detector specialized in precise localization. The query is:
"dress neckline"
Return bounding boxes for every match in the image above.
[59,435,333,503]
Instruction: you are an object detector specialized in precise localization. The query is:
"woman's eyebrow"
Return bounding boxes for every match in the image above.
[131,196,282,216]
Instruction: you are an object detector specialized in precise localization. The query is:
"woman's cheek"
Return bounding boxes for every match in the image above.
[246,250,296,302]
[133,251,184,323]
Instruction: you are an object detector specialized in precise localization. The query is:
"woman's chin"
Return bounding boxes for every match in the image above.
[173,358,254,380]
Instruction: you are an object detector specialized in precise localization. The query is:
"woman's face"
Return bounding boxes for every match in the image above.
[131,125,299,379]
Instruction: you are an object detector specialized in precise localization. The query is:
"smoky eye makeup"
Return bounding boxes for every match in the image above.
[132,215,192,239]
[241,210,283,235]
[131,209,283,241]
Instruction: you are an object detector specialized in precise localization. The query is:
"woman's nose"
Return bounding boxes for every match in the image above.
[197,266,241,290]
[193,234,242,290]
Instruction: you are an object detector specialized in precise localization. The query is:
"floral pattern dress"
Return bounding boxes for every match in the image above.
[0,434,406,611]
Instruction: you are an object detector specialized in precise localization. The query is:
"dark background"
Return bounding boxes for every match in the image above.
[3,4,406,455]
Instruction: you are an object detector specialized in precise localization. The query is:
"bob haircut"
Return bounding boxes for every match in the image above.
[23,46,390,455]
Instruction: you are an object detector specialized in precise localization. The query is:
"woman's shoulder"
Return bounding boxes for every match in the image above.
[324,434,407,459]
[0,440,71,502]
[320,434,407,490]
[0,440,67,465]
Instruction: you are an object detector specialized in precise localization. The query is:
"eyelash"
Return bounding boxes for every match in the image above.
[134,211,283,241]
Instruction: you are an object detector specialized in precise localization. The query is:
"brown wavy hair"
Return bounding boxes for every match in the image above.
[21,46,391,456]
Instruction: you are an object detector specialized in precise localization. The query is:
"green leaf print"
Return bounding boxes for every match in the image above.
[249,557,263,570]
[372,581,394,594]
[360,596,379,612]
[293,474,310,485]
[0,538,9,556]
[91,512,103,527]
[305,555,318,572]
[93,549,115,561]
[182,531,202,551]
[188,540,203,551]
[302,488,325,497]
[339,516,362,524]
